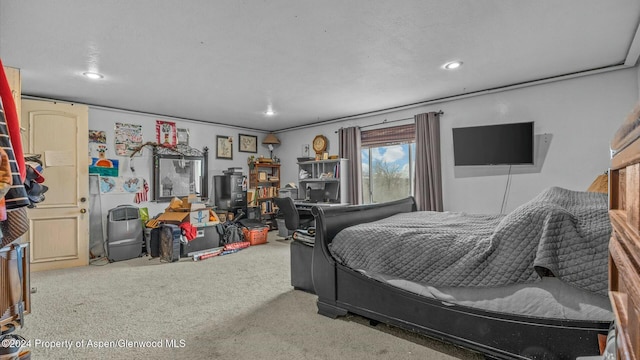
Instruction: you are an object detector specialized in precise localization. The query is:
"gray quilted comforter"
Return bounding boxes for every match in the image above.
[329,187,611,296]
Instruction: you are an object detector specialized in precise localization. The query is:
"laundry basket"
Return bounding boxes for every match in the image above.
[107,205,143,262]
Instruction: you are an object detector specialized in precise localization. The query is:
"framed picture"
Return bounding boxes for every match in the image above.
[156,120,177,146]
[238,134,258,153]
[154,154,205,201]
[216,135,233,159]
[177,128,189,146]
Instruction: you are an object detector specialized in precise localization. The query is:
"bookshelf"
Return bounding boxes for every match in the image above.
[248,162,280,228]
[297,158,349,204]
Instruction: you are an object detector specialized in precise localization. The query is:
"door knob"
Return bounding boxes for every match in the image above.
[80,197,87,202]
[80,209,87,214]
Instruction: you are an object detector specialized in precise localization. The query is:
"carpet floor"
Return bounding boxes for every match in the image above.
[14,232,482,360]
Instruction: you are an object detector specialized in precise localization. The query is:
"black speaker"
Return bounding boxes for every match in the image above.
[149,227,161,258]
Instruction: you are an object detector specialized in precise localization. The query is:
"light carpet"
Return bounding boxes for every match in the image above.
[14,232,482,359]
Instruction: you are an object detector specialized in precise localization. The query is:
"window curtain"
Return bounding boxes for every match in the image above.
[361,123,415,147]
[338,126,362,205]
[414,112,443,211]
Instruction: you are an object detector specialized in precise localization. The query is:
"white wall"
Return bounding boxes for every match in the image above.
[88,108,269,227]
[277,68,639,214]
[88,67,639,221]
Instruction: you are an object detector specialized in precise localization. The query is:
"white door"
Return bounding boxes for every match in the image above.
[22,99,89,271]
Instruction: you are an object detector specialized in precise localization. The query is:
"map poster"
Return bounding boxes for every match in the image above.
[99,176,144,194]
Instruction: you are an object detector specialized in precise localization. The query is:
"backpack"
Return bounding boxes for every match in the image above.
[221,223,244,245]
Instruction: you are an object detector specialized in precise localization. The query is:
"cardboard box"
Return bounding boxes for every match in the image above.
[189,202,207,211]
[182,195,204,208]
[157,204,219,227]
[167,196,205,212]
[156,211,189,225]
[189,207,219,227]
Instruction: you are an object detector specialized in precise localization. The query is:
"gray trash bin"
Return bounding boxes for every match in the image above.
[279,188,297,199]
[277,218,294,237]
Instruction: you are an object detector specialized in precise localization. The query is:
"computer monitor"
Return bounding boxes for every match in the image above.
[306,183,339,203]
[324,183,339,202]
[309,189,325,203]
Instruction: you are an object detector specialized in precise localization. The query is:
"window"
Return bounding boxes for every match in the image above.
[361,124,415,204]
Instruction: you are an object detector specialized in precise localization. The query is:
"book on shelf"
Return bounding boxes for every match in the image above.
[260,200,277,214]
[256,186,278,199]
[247,189,256,206]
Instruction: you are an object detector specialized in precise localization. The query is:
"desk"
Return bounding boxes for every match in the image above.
[294,201,348,212]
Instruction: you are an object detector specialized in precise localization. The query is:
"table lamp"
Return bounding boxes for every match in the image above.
[262,133,280,159]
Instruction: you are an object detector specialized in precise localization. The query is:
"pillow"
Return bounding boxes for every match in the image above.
[587,173,608,193]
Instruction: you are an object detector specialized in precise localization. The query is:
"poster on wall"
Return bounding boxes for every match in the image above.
[99,176,144,194]
[88,130,107,158]
[177,128,189,146]
[156,120,177,147]
[89,156,119,177]
[114,122,143,157]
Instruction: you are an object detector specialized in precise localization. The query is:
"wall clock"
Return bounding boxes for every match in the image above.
[312,135,328,155]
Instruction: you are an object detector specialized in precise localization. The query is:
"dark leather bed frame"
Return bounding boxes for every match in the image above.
[311,197,610,360]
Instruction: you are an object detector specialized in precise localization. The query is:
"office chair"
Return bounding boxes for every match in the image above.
[274,197,314,239]
[274,196,316,293]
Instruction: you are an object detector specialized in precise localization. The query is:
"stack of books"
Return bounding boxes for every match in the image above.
[292,228,315,245]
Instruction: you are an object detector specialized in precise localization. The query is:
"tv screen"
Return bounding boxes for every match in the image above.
[452,122,534,166]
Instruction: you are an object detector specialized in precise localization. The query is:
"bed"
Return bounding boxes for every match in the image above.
[312,194,612,359]
[309,114,640,358]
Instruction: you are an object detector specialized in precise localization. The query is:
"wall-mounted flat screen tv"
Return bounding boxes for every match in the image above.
[452,122,534,166]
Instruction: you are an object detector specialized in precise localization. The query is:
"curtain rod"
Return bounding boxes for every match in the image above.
[335,110,443,133]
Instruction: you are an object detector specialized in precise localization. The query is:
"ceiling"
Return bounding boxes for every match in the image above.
[1,1,639,132]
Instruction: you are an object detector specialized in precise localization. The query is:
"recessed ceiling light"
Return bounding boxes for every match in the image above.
[443,61,463,70]
[265,109,275,116]
[83,72,104,79]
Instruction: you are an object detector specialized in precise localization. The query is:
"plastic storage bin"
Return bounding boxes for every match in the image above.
[242,226,269,245]
[279,188,297,199]
[180,226,220,257]
[143,227,152,255]
[107,205,143,262]
[277,218,293,237]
